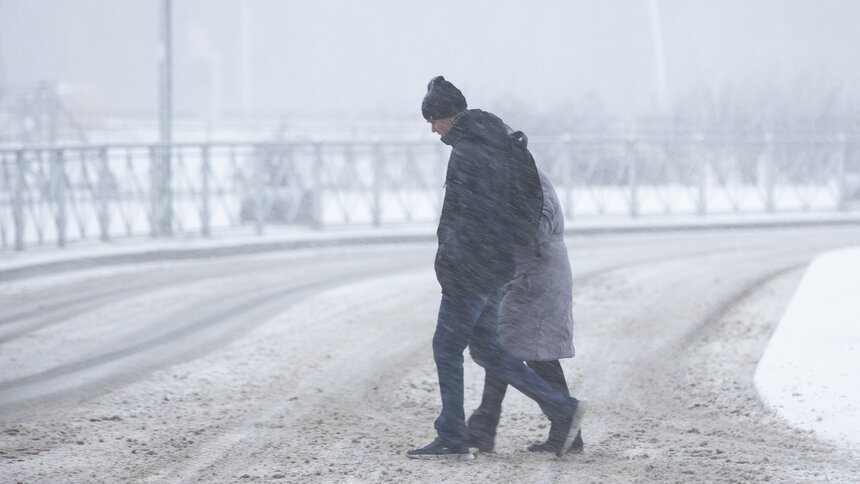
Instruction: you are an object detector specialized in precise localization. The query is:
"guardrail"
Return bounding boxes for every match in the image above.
[1,134,858,251]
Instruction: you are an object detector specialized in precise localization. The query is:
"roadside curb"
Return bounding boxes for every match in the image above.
[563,212,860,235]
[0,232,437,283]
[1,212,858,283]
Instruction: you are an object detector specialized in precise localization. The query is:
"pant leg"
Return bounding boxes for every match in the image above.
[477,360,568,421]
[471,290,508,418]
[526,360,570,398]
[432,290,494,446]
[476,370,508,418]
[468,290,572,422]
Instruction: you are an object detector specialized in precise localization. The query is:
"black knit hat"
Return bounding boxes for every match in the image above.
[422,76,467,121]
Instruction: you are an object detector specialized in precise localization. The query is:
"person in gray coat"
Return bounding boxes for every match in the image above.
[466,170,584,454]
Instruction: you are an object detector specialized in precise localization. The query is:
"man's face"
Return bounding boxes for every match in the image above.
[429,117,456,137]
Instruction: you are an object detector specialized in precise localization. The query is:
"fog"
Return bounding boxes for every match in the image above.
[2,0,860,130]
[2,6,860,481]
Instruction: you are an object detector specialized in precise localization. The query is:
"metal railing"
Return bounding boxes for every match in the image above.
[1,134,858,251]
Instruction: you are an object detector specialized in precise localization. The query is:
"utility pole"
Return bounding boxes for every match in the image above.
[154,0,173,236]
[649,0,669,115]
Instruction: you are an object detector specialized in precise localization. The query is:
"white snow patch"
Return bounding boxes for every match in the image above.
[755,246,860,450]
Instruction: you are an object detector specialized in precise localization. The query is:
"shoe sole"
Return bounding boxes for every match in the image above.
[407,452,475,461]
[557,398,588,457]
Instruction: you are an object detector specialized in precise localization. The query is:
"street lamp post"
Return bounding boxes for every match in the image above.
[154,0,173,236]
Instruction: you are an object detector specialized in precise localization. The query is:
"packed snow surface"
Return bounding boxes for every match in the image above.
[1,225,859,482]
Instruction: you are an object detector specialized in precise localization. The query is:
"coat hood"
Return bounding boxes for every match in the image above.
[440,109,510,149]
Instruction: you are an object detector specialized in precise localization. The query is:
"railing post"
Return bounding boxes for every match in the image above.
[373,143,383,227]
[149,146,156,237]
[837,133,847,211]
[311,144,323,229]
[253,146,265,235]
[563,137,573,219]
[200,145,211,236]
[98,147,111,241]
[0,155,7,248]
[435,144,446,220]
[695,133,706,215]
[149,146,158,237]
[149,144,173,237]
[123,147,134,236]
[627,135,639,217]
[53,149,67,247]
[403,146,415,223]
[764,133,775,212]
[163,145,173,235]
[14,151,26,251]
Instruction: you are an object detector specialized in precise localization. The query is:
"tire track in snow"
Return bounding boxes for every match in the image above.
[0,256,425,417]
[0,250,403,343]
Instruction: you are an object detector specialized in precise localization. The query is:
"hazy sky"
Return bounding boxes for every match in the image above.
[1,0,859,120]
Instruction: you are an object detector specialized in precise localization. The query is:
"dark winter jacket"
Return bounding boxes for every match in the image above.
[435,109,516,296]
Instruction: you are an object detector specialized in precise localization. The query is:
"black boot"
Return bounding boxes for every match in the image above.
[407,438,474,460]
[466,408,500,453]
[527,428,584,454]
[537,398,587,457]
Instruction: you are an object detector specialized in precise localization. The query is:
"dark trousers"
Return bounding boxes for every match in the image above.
[432,288,572,446]
[477,360,570,419]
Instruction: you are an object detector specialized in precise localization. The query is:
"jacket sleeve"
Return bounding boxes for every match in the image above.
[537,172,564,244]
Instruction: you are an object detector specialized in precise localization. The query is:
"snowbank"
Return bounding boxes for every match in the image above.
[754,246,860,450]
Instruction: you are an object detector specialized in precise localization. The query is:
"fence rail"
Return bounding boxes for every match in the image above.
[1,134,858,251]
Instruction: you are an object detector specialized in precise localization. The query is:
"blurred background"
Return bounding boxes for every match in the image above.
[3,0,860,143]
[1,0,859,249]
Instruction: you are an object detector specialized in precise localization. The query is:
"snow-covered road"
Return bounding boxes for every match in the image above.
[1,227,859,483]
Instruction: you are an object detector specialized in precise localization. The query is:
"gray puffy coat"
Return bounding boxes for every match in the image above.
[497,171,574,361]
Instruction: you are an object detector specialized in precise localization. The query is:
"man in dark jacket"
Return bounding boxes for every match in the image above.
[407,76,587,460]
